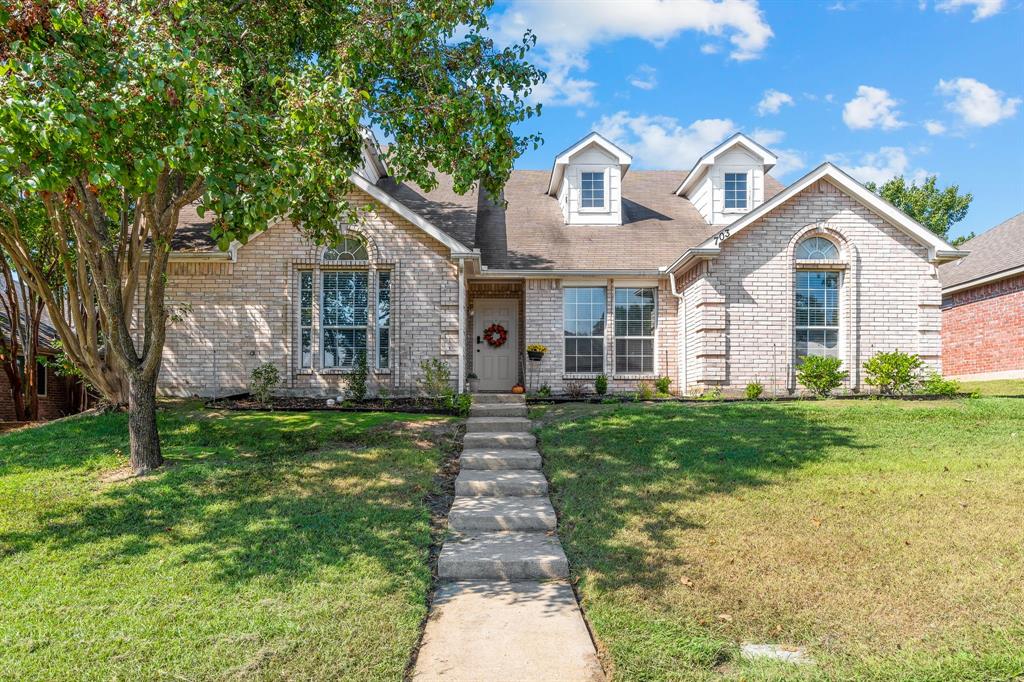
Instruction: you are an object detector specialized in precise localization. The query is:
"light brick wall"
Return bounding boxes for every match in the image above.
[155,190,460,398]
[676,178,941,395]
[942,273,1024,379]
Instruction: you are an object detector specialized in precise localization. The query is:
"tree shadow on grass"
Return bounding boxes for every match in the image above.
[0,405,457,594]
[535,401,861,594]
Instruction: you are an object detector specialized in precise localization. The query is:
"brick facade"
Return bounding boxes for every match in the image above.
[0,360,77,422]
[156,189,461,397]
[941,273,1024,379]
[675,178,941,396]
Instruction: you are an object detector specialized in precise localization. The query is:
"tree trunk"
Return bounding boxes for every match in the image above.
[127,372,162,474]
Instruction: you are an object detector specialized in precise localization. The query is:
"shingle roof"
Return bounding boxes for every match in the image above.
[938,212,1024,289]
[0,279,60,352]
[170,169,786,269]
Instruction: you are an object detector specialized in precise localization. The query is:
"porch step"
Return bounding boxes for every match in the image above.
[455,470,548,497]
[460,449,542,471]
[438,532,568,580]
[469,403,528,418]
[465,417,532,433]
[448,496,557,532]
[463,431,536,450]
[471,393,526,405]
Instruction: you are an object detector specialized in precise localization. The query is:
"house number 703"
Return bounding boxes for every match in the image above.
[713,228,730,245]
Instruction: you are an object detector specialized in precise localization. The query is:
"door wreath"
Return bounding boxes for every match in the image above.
[483,323,508,348]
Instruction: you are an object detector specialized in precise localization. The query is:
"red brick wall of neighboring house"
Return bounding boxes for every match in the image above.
[942,273,1024,378]
[0,361,77,422]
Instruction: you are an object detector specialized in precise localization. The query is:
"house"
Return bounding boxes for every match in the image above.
[938,212,1024,381]
[0,283,84,422]
[157,131,965,398]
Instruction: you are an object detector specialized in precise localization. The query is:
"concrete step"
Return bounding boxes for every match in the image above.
[449,496,557,532]
[456,470,548,497]
[463,432,536,450]
[465,417,532,434]
[472,393,526,405]
[460,449,542,471]
[438,532,568,580]
[469,403,528,418]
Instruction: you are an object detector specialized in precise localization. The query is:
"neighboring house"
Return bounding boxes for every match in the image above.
[0,288,82,421]
[938,212,1024,381]
[157,132,964,398]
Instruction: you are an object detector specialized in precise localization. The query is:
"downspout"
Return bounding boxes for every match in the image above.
[669,271,686,393]
[457,258,467,394]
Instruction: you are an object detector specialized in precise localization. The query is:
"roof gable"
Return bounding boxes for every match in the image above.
[675,133,778,197]
[547,132,633,196]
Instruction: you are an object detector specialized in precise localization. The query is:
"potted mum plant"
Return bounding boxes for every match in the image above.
[527,343,548,361]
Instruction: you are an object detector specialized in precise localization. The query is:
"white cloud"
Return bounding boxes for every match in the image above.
[829,147,930,186]
[935,0,1004,20]
[628,65,658,91]
[937,77,1021,127]
[490,0,773,106]
[594,111,735,168]
[700,43,720,54]
[842,85,905,130]
[750,129,807,178]
[924,120,947,135]
[757,89,795,116]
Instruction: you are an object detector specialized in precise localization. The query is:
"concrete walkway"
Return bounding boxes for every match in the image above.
[413,394,604,681]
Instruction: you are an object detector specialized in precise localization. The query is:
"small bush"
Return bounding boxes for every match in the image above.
[654,376,672,396]
[635,380,656,401]
[921,372,960,397]
[537,383,552,398]
[446,392,472,416]
[797,355,849,398]
[418,358,453,398]
[249,362,280,404]
[346,353,369,401]
[594,374,608,395]
[565,380,586,399]
[745,381,764,400]
[699,387,723,401]
[864,350,924,396]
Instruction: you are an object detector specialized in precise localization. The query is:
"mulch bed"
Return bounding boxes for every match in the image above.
[207,395,458,415]
[528,392,968,405]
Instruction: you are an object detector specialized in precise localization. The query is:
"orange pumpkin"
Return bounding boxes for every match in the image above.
[511,384,525,394]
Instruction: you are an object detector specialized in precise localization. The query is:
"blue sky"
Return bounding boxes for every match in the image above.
[488,0,1024,240]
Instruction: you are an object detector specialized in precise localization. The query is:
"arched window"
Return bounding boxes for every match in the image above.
[795,236,839,260]
[323,235,368,262]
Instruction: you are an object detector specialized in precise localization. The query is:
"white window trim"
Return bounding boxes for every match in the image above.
[613,286,658,376]
[563,286,607,375]
[577,166,610,213]
[320,270,369,371]
[722,169,751,213]
[794,269,843,363]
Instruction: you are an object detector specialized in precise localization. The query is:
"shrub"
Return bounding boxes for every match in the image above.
[446,392,472,416]
[654,375,672,395]
[797,355,849,398]
[921,372,960,397]
[635,380,656,401]
[537,383,552,398]
[418,358,453,398]
[594,374,608,395]
[864,350,925,396]
[249,362,280,404]
[565,380,586,399]
[699,387,723,401]
[346,353,369,401]
[745,381,764,400]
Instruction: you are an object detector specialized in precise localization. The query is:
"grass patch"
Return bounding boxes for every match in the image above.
[0,402,456,680]
[534,397,1024,681]
[960,378,1024,397]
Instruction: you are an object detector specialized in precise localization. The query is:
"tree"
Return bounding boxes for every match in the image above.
[865,175,972,243]
[0,0,543,473]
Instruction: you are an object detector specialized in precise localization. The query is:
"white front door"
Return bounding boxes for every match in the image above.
[473,298,518,391]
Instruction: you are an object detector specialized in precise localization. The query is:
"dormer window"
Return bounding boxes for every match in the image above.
[724,172,748,210]
[580,171,606,210]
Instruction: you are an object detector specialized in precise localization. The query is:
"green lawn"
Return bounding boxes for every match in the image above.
[534,394,1024,681]
[0,403,456,681]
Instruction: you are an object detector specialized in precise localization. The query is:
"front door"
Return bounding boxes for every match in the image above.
[473,298,518,391]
